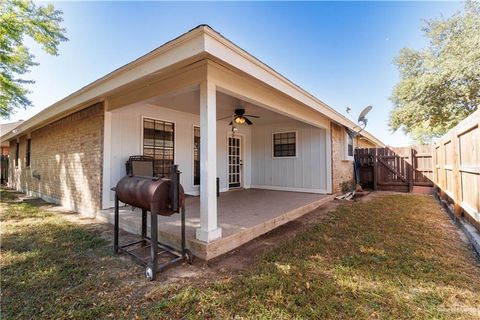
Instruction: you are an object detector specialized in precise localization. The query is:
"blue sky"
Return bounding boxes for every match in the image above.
[5,1,463,146]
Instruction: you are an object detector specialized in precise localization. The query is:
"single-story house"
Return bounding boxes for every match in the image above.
[1,25,383,259]
[1,120,23,156]
[1,120,24,184]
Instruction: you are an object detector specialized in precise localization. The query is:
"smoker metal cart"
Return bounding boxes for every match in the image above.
[113,165,193,281]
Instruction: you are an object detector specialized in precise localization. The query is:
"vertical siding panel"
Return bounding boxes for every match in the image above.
[305,128,312,188]
[248,121,327,192]
[320,129,327,189]
[311,128,320,189]
[265,126,272,185]
[294,128,302,188]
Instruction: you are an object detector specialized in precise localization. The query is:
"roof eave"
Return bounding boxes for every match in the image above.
[202,26,384,146]
[1,25,384,147]
[1,25,209,142]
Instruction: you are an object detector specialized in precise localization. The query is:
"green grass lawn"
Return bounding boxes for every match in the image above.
[1,189,479,319]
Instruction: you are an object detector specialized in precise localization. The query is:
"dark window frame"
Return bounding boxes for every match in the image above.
[193,126,200,186]
[273,131,297,158]
[142,118,175,177]
[15,142,19,167]
[26,139,31,167]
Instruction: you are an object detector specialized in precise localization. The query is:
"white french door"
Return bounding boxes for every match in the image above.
[228,136,243,188]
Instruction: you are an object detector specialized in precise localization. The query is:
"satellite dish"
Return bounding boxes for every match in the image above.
[357,105,372,127]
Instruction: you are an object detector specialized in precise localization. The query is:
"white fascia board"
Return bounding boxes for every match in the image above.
[1,27,207,142]
[2,25,384,148]
[203,27,384,147]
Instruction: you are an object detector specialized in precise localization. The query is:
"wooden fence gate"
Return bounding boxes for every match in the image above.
[355,146,434,193]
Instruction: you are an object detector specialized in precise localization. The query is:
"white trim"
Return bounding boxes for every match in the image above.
[197,79,221,242]
[102,110,113,209]
[272,130,298,159]
[1,27,206,142]
[187,186,229,197]
[344,130,354,161]
[325,125,332,193]
[251,184,328,194]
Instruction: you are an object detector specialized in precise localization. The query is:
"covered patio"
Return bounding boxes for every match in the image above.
[99,189,333,260]
[99,26,336,258]
[102,64,333,250]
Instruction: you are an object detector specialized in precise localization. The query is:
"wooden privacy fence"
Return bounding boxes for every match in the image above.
[433,109,480,230]
[355,146,434,193]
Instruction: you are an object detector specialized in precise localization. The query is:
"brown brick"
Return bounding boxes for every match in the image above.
[331,122,354,194]
[8,103,104,216]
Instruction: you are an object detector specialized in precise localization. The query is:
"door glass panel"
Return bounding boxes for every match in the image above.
[228,137,241,188]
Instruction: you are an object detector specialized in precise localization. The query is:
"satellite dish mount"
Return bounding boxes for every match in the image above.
[347,105,372,137]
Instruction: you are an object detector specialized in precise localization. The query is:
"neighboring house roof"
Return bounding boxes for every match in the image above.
[0,120,23,147]
[0,25,384,146]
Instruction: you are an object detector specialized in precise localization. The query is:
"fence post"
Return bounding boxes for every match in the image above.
[408,147,414,193]
[451,130,462,217]
[438,142,447,200]
[432,144,438,192]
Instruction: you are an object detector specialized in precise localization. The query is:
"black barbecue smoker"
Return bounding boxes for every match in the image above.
[113,165,193,281]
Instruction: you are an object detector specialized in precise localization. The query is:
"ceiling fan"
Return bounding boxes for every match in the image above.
[219,108,260,125]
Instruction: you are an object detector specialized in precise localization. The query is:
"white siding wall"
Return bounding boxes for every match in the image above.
[107,103,251,205]
[251,121,328,193]
[105,104,328,208]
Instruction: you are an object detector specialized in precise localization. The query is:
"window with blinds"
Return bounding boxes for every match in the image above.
[273,131,297,157]
[143,118,174,177]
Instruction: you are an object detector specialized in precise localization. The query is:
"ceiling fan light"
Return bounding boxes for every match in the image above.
[234,116,246,124]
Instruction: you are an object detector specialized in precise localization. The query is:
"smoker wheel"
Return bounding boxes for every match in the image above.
[145,266,154,281]
[184,249,194,264]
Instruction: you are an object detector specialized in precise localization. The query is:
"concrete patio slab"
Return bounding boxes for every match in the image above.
[98,189,334,260]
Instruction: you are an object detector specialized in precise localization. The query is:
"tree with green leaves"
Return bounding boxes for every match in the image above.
[0,0,67,119]
[389,1,480,144]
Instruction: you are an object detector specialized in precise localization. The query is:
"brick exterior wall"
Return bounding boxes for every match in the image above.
[331,122,355,194]
[8,103,104,216]
[356,137,376,148]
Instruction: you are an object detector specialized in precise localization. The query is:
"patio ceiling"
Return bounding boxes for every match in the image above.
[134,89,301,126]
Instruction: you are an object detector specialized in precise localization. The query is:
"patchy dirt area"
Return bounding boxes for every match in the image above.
[9,189,470,282]
[3,188,345,282]
[3,188,479,319]
[6,189,478,282]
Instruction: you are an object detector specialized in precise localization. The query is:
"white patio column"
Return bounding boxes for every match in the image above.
[196,80,222,242]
